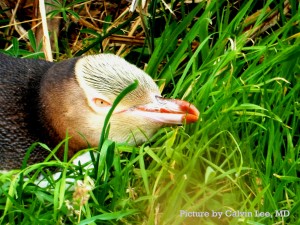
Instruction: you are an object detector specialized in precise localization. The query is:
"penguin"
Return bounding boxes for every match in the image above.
[0,53,199,170]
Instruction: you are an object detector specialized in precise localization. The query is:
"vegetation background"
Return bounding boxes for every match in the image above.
[0,0,299,224]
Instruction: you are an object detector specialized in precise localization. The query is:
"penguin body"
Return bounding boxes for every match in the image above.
[0,54,53,169]
[0,53,199,170]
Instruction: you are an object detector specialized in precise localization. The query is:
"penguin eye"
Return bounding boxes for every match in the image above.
[93,98,111,107]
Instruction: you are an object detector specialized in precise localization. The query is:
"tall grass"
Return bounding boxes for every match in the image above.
[0,0,299,224]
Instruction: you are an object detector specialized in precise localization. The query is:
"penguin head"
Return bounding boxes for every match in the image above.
[40,54,199,149]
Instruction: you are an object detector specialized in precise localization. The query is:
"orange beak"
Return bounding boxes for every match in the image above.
[134,96,199,124]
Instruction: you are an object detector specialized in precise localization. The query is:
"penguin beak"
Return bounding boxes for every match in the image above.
[133,96,199,124]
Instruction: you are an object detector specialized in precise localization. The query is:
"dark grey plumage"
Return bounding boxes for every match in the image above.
[0,54,54,169]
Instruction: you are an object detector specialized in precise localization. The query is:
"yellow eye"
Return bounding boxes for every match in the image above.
[93,98,111,107]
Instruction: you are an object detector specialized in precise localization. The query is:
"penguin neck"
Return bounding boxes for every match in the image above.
[39,58,100,157]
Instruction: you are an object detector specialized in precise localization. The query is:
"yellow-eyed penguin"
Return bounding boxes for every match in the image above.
[0,53,199,170]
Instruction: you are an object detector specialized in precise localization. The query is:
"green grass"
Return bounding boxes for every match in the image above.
[0,0,300,224]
